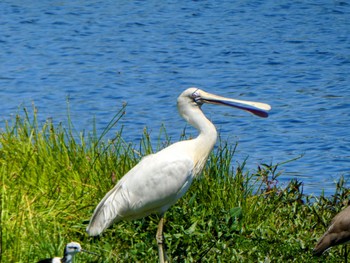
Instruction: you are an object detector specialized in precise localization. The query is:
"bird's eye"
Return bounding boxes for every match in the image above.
[191,89,200,102]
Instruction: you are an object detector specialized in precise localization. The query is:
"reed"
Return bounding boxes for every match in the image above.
[0,106,348,262]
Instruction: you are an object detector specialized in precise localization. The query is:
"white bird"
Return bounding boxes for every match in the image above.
[37,242,96,263]
[86,87,271,262]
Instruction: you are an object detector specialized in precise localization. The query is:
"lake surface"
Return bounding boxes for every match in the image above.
[1,1,349,196]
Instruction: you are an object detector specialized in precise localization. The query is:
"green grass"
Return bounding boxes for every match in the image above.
[1,106,349,262]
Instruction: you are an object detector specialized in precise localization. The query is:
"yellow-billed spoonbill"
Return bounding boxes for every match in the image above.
[87,88,271,262]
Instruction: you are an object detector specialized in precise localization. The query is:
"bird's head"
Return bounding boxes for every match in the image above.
[64,242,82,255]
[178,87,271,118]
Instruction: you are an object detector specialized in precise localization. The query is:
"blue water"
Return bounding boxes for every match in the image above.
[1,1,349,196]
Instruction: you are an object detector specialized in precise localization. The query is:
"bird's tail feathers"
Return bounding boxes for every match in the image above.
[86,185,125,236]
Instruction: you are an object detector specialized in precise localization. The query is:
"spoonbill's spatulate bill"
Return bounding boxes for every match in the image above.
[86,88,271,263]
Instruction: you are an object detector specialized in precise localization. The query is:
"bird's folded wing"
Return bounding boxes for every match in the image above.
[87,153,194,236]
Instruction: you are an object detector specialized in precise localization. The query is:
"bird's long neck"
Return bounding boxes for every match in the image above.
[191,109,217,147]
[182,105,218,175]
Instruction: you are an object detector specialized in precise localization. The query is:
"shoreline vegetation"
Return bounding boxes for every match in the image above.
[1,106,349,262]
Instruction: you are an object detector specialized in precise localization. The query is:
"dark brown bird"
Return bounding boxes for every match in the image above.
[314,206,350,256]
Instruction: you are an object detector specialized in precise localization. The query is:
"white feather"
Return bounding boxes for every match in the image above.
[87,141,195,236]
[86,87,270,240]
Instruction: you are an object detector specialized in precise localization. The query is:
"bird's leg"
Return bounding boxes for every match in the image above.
[156,216,169,263]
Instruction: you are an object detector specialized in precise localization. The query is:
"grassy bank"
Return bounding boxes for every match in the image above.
[1,107,349,262]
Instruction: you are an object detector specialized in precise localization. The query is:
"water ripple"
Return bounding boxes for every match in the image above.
[0,0,349,195]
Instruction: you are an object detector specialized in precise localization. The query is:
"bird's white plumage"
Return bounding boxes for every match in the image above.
[87,141,199,236]
[86,87,271,261]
